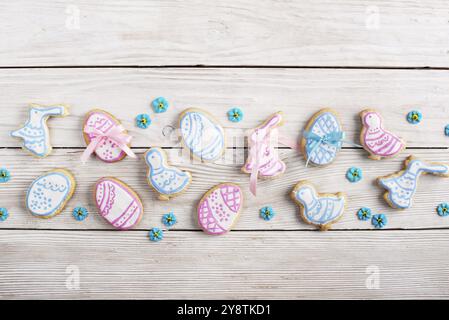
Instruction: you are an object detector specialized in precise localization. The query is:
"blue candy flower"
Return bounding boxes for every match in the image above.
[0,168,11,183]
[72,207,88,221]
[0,208,9,221]
[406,110,422,124]
[357,207,372,221]
[162,212,177,227]
[227,108,243,123]
[260,206,275,221]
[445,125,449,137]
[346,167,362,183]
[149,227,164,242]
[436,203,449,217]
[152,97,169,113]
[136,113,151,129]
[372,214,387,229]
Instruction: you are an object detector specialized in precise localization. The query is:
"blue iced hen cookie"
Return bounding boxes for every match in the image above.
[145,147,192,200]
[291,181,346,231]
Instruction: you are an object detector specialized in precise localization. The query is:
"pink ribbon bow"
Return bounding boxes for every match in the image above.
[81,125,136,163]
[248,129,299,196]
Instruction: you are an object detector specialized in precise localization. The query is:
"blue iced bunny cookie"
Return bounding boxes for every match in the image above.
[291,180,346,231]
[300,108,343,166]
[378,156,449,209]
[26,169,76,218]
[145,147,192,200]
[179,108,225,162]
[11,104,69,158]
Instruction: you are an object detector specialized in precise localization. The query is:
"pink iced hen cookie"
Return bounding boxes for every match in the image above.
[83,109,131,163]
[95,177,143,230]
[360,109,405,160]
[198,183,243,235]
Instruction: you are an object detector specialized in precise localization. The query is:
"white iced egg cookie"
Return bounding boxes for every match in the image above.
[197,183,243,235]
[179,108,225,162]
[94,177,143,230]
[26,169,76,218]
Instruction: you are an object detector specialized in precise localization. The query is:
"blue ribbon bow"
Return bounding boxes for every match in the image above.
[303,130,360,167]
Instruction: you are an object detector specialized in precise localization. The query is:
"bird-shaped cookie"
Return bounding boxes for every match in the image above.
[10,104,68,157]
[378,156,449,209]
[360,109,405,160]
[291,181,346,230]
[145,147,192,200]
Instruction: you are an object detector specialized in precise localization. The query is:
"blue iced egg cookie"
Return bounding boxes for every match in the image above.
[301,108,343,166]
[26,169,76,218]
[179,108,225,162]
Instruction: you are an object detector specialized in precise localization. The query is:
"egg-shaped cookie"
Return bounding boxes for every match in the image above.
[198,183,243,235]
[179,108,225,162]
[26,169,76,218]
[94,177,143,230]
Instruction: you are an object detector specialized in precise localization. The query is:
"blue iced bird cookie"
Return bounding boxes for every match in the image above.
[10,104,69,158]
[179,108,225,162]
[300,108,343,166]
[378,156,449,209]
[291,180,346,231]
[145,147,192,201]
[26,169,76,218]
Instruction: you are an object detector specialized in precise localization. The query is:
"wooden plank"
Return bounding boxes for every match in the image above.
[1,229,448,299]
[1,1,449,67]
[1,68,449,148]
[1,149,449,230]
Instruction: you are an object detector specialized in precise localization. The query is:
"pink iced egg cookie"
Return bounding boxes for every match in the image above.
[198,183,243,235]
[95,177,143,230]
[83,109,131,163]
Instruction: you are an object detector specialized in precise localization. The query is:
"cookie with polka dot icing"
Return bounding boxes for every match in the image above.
[144,147,192,201]
[198,183,243,235]
[26,169,76,218]
[83,109,133,163]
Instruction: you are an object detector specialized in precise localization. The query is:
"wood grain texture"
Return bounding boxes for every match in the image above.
[1,68,449,148]
[1,229,449,299]
[1,0,449,67]
[1,149,449,231]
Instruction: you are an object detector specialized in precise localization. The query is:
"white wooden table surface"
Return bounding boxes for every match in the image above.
[1,0,449,299]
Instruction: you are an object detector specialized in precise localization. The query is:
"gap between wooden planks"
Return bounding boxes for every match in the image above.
[0,68,449,148]
[1,148,449,231]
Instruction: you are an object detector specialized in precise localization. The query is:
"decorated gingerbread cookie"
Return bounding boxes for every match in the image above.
[179,108,225,162]
[198,183,243,235]
[94,177,143,230]
[377,156,449,209]
[242,112,286,195]
[82,109,136,163]
[300,108,343,167]
[11,104,69,158]
[26,169,76,218]
[360,109,405,160]
[291,181,346,231]
[145,147,192,201]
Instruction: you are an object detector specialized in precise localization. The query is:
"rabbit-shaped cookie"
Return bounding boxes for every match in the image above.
[242,112,286,195]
